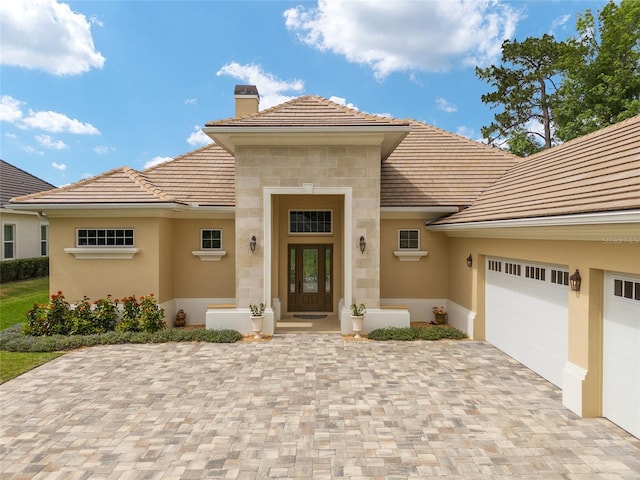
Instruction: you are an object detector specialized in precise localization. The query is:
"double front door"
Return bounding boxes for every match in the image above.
[288,244,333,312]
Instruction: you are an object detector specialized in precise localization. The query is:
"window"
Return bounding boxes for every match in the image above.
[201,229,222,249]
[488,259,502,272]
[289,210,332,233]
[40,225,48,256]
[77,229,134,247]
[398,229,419,250]
[3,224,15,259]
[505,262,521,276]
[525,265,546,281]
[551,269,569,286]
[614,278,640,301]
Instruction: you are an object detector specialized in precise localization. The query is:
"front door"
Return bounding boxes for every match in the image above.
[288,244,333,311]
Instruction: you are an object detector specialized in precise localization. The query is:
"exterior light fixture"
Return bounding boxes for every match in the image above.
[249,235,257,253]
[570,269,581,292]
[466,254,473,268]
[359,235,366,254]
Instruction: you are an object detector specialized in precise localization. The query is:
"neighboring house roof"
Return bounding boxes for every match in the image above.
[435,115,640,225]
[0,159,55,207]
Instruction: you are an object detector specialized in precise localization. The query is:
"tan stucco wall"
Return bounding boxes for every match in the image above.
[49,217,161,302]
[273,194,344,312]
[446,233,640,416]
[380,220,448,298]
[234,144,381,309]
[171,218,236,298]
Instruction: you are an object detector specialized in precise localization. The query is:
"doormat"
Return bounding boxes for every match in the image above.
[293,314,328,320]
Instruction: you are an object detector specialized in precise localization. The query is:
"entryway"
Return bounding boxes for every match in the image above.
[287,244,333,312]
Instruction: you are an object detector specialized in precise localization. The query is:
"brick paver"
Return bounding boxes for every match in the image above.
[1,335,639,479]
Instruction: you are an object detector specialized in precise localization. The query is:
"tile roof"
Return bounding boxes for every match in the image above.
[382,121,518,207]
[205,95,410,128]
[1,159,55,207]
[435,115,640,224]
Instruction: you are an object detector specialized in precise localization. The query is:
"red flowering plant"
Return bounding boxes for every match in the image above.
[116,295,141,332]
[70,296,94,335]
[24,291,72,336]
[92,294,118,333]
[139,293,166,333]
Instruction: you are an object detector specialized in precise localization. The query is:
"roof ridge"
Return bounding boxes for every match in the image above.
[143,142,218,173]
[1,159,56,189]
[123,167,178,202]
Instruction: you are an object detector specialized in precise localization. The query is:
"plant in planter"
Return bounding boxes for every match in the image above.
[350,303,366,338]
[249,302,266,338]
[431,305,448,325]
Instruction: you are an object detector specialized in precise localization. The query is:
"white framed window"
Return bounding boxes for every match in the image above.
[505,262,521,276]
[550,269,569,286]
[614,278,640,302]
[40,225,48,256]
[3,224,16,260]
[488,259,502,272]
[76,228,134,247]
[201,229,222,249]
[525,265,546,281]
[398,229,420,250]
[289,210,332,234]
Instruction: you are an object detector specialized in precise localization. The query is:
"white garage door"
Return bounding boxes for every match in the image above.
[604,272,640,439]
[486,257,569,387]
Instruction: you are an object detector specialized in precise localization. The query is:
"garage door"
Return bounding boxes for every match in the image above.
[486,257,569,387]
[603,272,640,438]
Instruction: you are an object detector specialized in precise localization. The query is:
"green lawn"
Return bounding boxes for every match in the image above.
[1,276,49,330]
[0,277,55,383]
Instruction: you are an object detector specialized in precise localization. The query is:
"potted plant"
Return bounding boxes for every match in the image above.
[249,302,266,338]
[431,305,448,325]
[350,303,366,338]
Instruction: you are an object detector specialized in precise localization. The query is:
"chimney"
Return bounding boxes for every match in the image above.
[234,85,259,117]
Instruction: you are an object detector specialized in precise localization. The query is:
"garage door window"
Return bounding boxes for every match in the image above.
[488,260,502,272]
[614,278,640,301]
[505,262,521,276]
[550,269,569,286]
[525,265,546,281]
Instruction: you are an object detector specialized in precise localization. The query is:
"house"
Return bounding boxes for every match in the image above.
[10,86,640,438]
[1,159,55,261]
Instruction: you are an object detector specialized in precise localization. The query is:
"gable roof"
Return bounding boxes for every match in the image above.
[0,160,55,207]
[435,115,640,225]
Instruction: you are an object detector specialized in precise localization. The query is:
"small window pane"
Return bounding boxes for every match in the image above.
[201,229,222,249]
[399,229,419,249]
[289,211,332,233]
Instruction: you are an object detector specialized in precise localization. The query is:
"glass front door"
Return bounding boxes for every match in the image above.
[288,244,333,311]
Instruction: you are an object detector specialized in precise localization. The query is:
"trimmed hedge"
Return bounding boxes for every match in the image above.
[367,326,467,341]
[0,257,49,283]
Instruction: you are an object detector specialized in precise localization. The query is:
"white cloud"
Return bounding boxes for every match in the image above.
[184,98,198,105]
[436,97,458,113]
[144,156,173,169]
[94,146,114,154]
[22,145,43,155]
[0,0,105,75]
[456,126,475,139]
[35,134,68,150]
[5,132,17,139]
[284,0,520,79]
[216,62,304,109]
[52,162,67,171]
[550,14,571,34]
[0,95,24,122]
[329,96,359,110]
[21,110,100,135]
[186,126,213,147]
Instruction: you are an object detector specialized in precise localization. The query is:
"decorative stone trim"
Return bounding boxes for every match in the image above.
[192,250,227,261]
[64,247,140,260]
[393,250,428,261]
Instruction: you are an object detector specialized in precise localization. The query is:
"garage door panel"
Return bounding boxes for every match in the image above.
[604,272,640,439]
[486,258,568,388]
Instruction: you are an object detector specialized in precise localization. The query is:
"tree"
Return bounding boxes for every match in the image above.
[476,34,564,154]
[554,0,640,141]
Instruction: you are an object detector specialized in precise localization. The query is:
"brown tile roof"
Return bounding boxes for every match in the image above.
[205,95,410,127]
[435,115,640,224]
[382,121,518,207]
[1,159,55,206]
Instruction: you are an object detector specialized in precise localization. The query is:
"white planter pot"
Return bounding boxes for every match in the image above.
[251,315,264,339]
[350,315,364,338]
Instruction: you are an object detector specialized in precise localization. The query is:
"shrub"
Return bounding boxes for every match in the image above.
[24,291,72,336]
[0,257,49,283]
[138,294,166,333]
[367,326,467,341]
[92,295,118,333]
[70,296,95,335]
[367,327,417,341]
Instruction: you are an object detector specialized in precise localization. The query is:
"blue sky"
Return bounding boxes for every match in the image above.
[1,0,608,187]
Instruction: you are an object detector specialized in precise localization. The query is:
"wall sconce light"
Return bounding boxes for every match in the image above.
[570,269,581,292]
[359,235,366,254]
[466,254,473,268]
[249,235,257,253]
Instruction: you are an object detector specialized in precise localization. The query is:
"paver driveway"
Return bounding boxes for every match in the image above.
[1,334,639,479]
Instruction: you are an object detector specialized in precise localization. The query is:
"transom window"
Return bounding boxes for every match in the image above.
[289,210,332,234]
[201,229,222,249]
[398,229,420,249]
[614,278,640,301]
[77,229,134,247]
